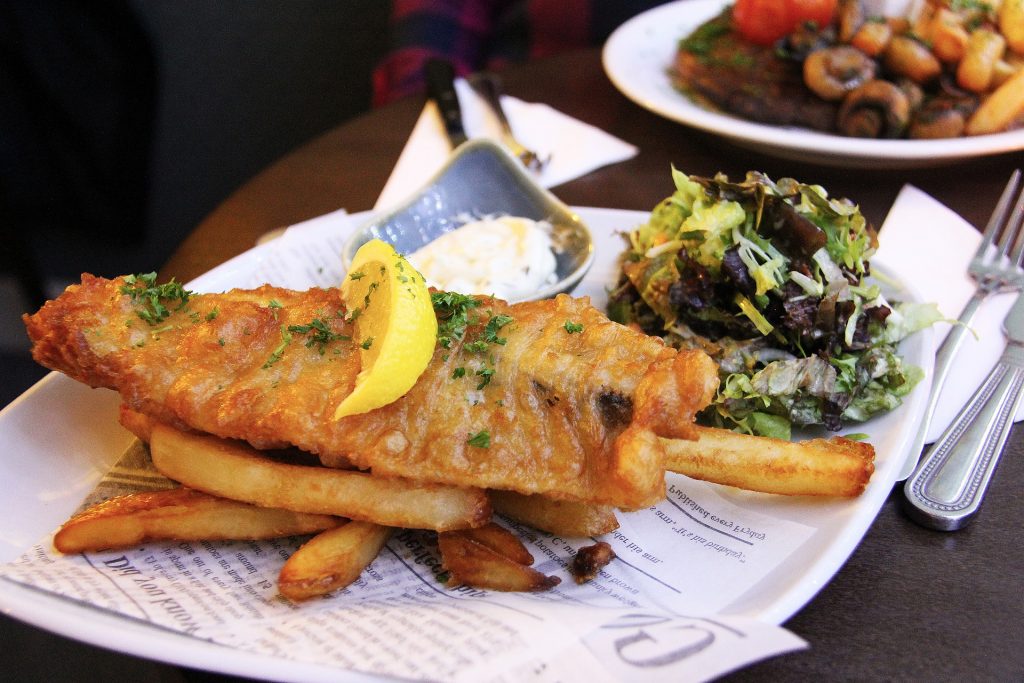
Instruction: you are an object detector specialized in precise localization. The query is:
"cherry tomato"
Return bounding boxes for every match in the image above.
[732,0,837,46]
[732,0,793,46]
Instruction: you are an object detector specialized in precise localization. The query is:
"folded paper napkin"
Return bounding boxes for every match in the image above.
[374,78,638,210]
[874,184,1022,443]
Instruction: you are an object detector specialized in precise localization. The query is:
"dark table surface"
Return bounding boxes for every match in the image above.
[4,47,1023,682]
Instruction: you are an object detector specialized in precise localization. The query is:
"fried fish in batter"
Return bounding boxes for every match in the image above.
[24,275,718,509]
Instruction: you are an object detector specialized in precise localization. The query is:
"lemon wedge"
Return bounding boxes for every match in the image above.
[334,239,437,419]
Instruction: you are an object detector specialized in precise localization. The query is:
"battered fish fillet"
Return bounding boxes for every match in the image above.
[24,275,719,509]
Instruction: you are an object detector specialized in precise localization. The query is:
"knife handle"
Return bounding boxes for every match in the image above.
[424,58,467,148]
[903,343,1024,530]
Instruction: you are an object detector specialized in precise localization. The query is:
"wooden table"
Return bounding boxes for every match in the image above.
[6,48,1023,681]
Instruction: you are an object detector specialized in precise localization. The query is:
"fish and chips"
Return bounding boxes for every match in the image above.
[26,273,877,597]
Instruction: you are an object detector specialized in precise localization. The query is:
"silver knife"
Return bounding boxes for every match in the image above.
[903,290,1024,530]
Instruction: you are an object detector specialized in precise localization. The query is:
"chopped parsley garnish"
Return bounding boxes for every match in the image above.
[481,313,513,345]
[349,270,366,280]
[467,430,490,448]
[206,307,219,321]
[564,320,584,334]
[119,273,193,326]
[361,337,374,350]
[287,318,350,354]
[262,326,293,368]
[363,281,380,308]
[432,291,481,349]
[433,295,513,389]
[475,368,495,389]
[267,300,282,319]
[462,312,514,353]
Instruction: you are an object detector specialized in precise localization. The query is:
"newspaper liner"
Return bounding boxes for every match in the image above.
[0,210,811,681]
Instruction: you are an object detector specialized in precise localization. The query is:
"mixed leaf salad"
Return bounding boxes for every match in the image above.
[609,169,941,440]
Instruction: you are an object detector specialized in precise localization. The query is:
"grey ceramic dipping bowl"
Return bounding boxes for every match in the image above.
[342,139,594,302]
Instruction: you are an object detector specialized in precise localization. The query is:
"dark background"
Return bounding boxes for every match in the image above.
[2,0,390,411]
[2,3,390,678]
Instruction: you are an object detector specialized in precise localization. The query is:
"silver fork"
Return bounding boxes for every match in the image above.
[904,171,1024,529]
[900,169,1024,480]
[468,72,548,173]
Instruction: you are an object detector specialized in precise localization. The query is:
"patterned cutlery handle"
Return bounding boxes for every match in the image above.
[903,344,1024,530]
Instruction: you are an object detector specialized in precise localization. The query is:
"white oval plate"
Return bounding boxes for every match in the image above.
[0,207,932,679]
[602,0,1024,168]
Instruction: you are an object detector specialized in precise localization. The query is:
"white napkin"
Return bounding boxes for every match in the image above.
[375,78,638,210]
[874,184,1021,443]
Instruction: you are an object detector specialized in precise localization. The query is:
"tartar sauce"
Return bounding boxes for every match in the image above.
[408,216,558,301]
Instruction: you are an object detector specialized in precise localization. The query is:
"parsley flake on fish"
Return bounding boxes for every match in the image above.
[287,318,350,354]
[119,273,193,326]
[467,430,490,448]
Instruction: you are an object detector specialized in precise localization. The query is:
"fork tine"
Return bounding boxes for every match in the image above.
[1006,176,1024,269]
[980,169,1022,261]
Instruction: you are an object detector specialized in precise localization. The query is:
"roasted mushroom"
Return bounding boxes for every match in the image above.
[910,107,967,138]
[837,80,911,138]
[896,77,925,112]
[909,95,978,139]
[804,46,878,100]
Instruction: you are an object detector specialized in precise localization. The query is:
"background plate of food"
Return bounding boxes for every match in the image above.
[602,0,1024,167]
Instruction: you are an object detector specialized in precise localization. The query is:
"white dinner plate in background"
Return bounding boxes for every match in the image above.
[602,0,1024,168]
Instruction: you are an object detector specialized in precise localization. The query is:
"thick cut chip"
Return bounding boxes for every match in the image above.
[663,426,875,497]
[279,521,393,601]
[149,423,491,531]
[489,490,619,537]
[453,522,534,566]
[438,528,560,592]
[53,487,340,553]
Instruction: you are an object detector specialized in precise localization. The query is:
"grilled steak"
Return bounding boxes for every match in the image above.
[673,12,837,132]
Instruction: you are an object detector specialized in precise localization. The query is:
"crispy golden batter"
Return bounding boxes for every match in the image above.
[24,275,718,509]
